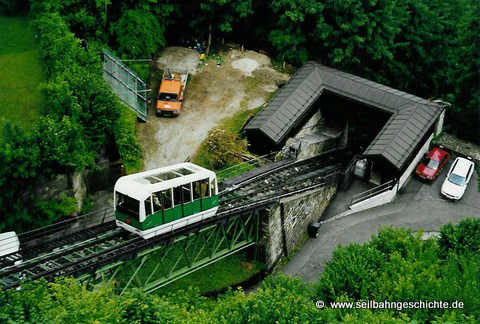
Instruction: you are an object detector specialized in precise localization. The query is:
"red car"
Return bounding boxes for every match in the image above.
[416,147,450,181]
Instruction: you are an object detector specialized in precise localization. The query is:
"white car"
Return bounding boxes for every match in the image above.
[441,157,475,200]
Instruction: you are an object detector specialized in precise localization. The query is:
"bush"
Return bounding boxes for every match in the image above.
[4,223,480,322]
[122,289,181,324]
[315,242,385,302]
[35,193,78,223]
[438,218,480,258]
[113,104,143,174]
[33,116,94,173]
[369,227,424,260]
[0,278,126,323]
[197,128,248,170]
[314,225,480,322]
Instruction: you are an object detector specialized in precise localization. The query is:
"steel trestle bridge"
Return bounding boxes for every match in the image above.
[0,149,348,293]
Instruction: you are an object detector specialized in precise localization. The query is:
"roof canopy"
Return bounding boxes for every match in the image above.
[114,163,215,200]
[245,61,445,170]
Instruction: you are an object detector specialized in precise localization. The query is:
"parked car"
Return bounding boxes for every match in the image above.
[416,147,450,181]
[440,157,475,200]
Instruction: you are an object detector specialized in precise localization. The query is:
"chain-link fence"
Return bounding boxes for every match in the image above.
[103,49,147,121]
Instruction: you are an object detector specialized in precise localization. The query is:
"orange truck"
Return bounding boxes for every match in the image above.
[156,70,188,116]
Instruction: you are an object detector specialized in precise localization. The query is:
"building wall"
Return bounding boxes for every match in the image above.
[262,184,337,269]
[398,133,434,189]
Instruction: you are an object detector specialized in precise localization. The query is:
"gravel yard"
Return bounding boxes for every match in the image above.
[137,47,289,170]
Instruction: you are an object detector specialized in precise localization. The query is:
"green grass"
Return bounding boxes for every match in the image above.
[221,105,264,134]
[0,16,45,133]
[243,77,262,94]
[159,252,265,295]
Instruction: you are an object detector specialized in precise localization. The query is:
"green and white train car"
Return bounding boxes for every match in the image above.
[114,163,219,239]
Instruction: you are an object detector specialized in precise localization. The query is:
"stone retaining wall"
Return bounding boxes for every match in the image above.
[262,184,337,269]
[434,133,480,162]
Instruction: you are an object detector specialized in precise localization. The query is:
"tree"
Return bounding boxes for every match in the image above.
[443,0,480,143]
[33,116,93,174]
[190,0,253,55]
[110,9,165,59]
[0,124,42,232]
[0,0,29,14]
[269,0,323,65]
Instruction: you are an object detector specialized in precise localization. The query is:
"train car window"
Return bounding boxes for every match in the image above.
[174,186,183,205]
[145,196,152,216]
[193,180,202,200]
[161,189,172,209]
[175,168,194,176]
[200,179,210,197]
[182,184,192,203]
[116,192,140,221]
[152,192,162,212]
[211,179,216,196]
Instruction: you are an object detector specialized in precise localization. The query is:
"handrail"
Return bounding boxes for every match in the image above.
[342,154,361,175]
[216,151,278,183]
[350,179,396,206]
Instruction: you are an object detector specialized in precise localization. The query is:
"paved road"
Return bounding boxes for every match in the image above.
[281,168,480,282]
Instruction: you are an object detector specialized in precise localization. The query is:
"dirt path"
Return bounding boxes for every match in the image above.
[137,47,289,170]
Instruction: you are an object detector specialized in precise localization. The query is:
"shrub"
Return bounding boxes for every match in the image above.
[369,227,424,260]
[315,242,385,302]
[438,218,480,258]
[200,128,248,170]
[315,226,480,322]
[35,193,78,223]
[113,104,143,174]
[33,116,94,173]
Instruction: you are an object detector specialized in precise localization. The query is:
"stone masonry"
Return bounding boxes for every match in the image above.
[262,183,337,269]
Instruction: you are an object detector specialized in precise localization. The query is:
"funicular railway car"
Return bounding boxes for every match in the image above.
[114,163,218,239]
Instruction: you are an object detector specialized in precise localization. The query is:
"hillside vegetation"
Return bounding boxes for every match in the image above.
[0,0,478,233]
[25,0,478,143]
[2,219,480,323]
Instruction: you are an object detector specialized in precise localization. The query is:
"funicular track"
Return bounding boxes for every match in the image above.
[0,149,348,290]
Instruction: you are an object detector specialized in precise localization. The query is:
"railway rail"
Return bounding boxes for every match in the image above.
[0,149,348,290]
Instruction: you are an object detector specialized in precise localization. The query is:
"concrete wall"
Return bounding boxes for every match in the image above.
[73,171,87,210]
[398,133,434,189]
[349,184,398,213]
[262,184,337,269]
[434,110,445,136]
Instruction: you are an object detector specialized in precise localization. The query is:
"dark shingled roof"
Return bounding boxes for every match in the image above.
[245,61,445,170]
[245,62,323,143]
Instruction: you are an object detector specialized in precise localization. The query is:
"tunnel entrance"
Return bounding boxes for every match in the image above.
[319,91,391,155]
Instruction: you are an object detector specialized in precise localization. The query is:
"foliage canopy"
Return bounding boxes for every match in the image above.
[3,220,480,323]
